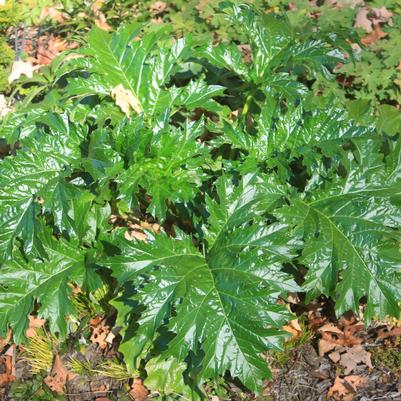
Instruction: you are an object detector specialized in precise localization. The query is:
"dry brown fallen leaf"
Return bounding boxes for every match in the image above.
[0,330,12,353]
[327,0,363,8]
[35,34,71,65]
[8,60,34,83]
[150,1,168,15]
[283,318,303,339]
[319,339,337,356]
[0,354,16,387]
[341,318,364,347]
[361,25,388,46]
[354,7,372,32]
[327,375,367,401]
[125,222,148,242]
[238,44,253,63]
[95,14,112,31]
[26,315,46,338]
[376,326,401,340]
[129,377,149,401]
[39,6,67,23]
[140,221,161,233]
[318,323,344,355]
[371,6,393,26]
[339,344,372,374]
[44,354,75,394]
[0,95,12,118]
[111,84,142,116]
[318,317,366,356]
[90,317,110,350]
[328,349,341,363]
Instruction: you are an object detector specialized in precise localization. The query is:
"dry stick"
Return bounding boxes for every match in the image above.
[14,26,19,60]
[14,24,26,61]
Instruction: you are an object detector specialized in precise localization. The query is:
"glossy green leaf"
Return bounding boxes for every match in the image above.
[107,176,299,392]
[280,141,401,322]
[0,131,80,260]
[0,236,86,342]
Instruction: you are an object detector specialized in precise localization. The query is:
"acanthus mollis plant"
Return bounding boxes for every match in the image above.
[0,2,400,397]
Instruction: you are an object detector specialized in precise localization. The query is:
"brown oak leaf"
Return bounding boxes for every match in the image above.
[339,345,372,374]
[44,354,73,394]
[361,25,388,46]
[90,318,110,350]
[327,375,367,401]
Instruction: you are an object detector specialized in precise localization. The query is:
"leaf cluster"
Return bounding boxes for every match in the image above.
[1,2,401,397]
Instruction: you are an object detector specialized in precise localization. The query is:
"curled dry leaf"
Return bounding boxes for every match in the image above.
[318,323,344,355]
[8,60,34,83]
[319,339,337,356]
[129,377,149,401]
[140,221,161,233]
[111,84,142,116]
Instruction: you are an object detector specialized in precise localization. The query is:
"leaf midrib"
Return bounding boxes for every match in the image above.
[4,260,79,317]
[299,199,374,282]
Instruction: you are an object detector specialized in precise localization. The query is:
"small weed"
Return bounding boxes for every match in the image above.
[371,340,401,373]
[272,325,314,368]
[21,334,54,374]
[93,359,132,381]
[67,356,95,377]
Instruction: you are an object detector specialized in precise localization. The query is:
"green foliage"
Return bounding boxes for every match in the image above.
[1,2,401,398]
[0,37,14,92]
[0,0,23,28]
